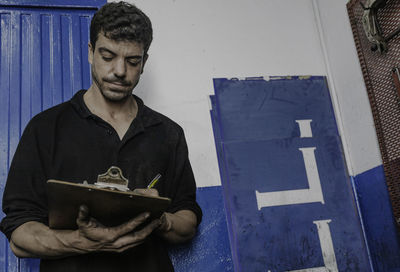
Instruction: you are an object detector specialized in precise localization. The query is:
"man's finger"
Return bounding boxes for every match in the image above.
[136,218,161,237]
[76,205,90,226]
[157,212,172,233]
[110,212,151,237]
[133,188,159,197]
[111,219,161,250]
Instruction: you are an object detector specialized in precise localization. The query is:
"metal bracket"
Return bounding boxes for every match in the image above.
[361,0,391,53]
[95,166,129,191]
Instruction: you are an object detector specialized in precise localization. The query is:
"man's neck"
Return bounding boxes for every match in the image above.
[83,86,138,140]
[84,86,138,121]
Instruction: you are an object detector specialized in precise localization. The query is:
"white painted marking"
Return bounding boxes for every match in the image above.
[255,147,324,209]
[314,220,338,272]
[296,119,313,138]
[285,220,338,272]
[287,267,326,272]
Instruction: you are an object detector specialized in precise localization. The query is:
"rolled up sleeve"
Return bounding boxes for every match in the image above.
[1,119,49,240]
[166,128,202,226]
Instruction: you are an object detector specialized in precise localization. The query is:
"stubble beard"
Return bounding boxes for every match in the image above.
[91,67,136,103]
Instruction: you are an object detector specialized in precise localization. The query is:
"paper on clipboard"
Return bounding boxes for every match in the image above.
[47,179,171,229]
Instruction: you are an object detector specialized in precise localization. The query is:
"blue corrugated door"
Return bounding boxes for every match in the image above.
[0,1,105,271]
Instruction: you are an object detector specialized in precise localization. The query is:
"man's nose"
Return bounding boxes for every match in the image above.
[113,59,126,78]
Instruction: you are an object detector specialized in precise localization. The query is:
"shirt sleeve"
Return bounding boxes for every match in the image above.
[165,128,202,226]
[0,118,49,240]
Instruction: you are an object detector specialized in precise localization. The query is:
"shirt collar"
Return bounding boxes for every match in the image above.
[70,89,162,128]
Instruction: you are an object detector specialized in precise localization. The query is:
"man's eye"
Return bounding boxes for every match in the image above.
[128,61,140,66]
[102,56,113,61]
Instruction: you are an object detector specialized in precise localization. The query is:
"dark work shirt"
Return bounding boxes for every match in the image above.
[0,90,202,272]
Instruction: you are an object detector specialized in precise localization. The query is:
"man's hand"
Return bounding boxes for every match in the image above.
[133,188,171,231]
[133,188,198,243]
[74,205,160,253]
[10,206,161,259]
[133,188,159,197]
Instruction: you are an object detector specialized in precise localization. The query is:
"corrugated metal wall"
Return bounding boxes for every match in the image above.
[0,1,103,270]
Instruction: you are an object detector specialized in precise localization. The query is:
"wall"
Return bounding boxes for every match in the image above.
[315,1,400,270]
[123,0,382,184]
[0,0,390,270]
[121,0,329,188]
[116,0,400,270]
[314,0,381,176]
[1,0,390,270]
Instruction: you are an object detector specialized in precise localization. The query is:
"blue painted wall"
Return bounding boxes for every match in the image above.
[169,186,233,272]
[353,166,400,272]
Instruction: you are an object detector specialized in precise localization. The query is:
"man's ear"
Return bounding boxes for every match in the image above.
[88,42,94,65]
[141,53,149,74]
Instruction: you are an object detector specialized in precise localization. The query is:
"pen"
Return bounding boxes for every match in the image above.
[147,173,162,189]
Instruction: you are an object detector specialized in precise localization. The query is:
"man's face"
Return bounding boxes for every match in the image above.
[88,33,147,102]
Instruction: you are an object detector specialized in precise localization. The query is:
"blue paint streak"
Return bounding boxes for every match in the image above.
[353,165,400,272]
[19,258,40,272]
[169,186,233,272]
[350,176,374,271]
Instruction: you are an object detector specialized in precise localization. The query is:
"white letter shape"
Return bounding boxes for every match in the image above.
[255,120,325,209]
[286,220,338,272]
[295,119,313,138]
[255,147,325,209]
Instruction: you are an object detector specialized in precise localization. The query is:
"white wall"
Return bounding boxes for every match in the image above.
[111,0,381,186]
[314,0,381,176]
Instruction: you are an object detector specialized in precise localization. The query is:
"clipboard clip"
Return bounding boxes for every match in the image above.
[95,166,129,191]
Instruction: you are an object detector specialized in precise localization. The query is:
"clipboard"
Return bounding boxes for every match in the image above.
[47,179,171,229]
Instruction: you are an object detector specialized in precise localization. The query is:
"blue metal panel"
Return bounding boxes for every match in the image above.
[0,9,21,272]
[220,136,370,271]
[7,11,21,272]
[211,77,372,271]
[0,12,11,205]
[210,95,237,267]
[0,0,104,9]
[0,2,104,271]
[21,14,33,130]
[213,77,339,142]
[79,16,91,89]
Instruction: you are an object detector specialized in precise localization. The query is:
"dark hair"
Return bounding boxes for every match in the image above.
[90,1,153,54]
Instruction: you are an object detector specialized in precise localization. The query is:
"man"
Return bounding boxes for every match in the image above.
[0,2,202,271]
